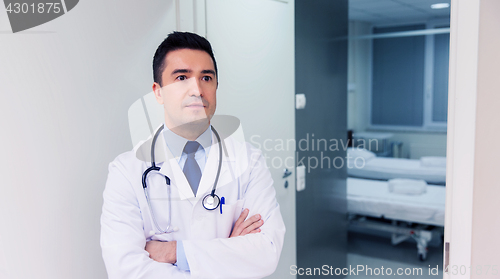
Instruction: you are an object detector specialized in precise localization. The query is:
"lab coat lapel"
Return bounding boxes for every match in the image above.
[158,132,196,204]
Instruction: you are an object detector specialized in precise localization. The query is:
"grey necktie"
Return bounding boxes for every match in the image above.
[183,141,202,195]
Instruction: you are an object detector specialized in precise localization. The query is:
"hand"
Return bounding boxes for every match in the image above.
[230,208,264,238]
[145,240,177,264]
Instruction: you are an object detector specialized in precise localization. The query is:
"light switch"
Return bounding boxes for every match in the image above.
[296,94,306,109]
[296,165,306,191]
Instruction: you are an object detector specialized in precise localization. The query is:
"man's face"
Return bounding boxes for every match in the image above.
[153,49,217,130]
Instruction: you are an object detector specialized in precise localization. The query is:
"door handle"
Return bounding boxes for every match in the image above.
[283,168,292,179]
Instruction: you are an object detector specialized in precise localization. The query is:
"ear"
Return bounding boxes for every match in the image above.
[152,82,164,105]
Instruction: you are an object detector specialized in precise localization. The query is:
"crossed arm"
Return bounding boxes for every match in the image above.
[145,209,264,264]
[101,148,285,279]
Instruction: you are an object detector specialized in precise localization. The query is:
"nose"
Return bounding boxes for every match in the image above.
[189,80,202,97]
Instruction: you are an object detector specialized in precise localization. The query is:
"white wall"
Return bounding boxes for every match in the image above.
[347,20,447,159]
[443,0,500,277]
[389,132,447,159]
[0,1,177,278]
[0,1,297,278]
[471,0,500,277]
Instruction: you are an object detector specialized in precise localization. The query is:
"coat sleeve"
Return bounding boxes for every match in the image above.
[182,146,286,279]
[100,159,191,279]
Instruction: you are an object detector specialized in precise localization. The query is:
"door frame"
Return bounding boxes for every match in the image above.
[444,0,480,277]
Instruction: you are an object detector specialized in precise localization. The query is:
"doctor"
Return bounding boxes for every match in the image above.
[100,31,286,279]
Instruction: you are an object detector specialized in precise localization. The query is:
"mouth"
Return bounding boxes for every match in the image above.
[185,103,205,108]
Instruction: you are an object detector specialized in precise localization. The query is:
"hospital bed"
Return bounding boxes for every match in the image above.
[347,148,447,185]
[347,177,446,260]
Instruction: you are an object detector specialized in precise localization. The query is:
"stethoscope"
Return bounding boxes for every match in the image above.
[142,124,224,234]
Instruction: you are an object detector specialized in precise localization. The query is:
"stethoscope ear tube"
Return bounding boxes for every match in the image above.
[144,124,174,234]
[201,126,224,211]
[142,166,160,189]
[141,124,164,189]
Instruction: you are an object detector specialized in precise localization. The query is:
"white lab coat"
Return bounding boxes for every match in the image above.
[100,128,286,279]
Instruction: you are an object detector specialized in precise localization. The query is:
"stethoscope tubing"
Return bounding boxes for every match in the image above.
[143,124,224,234]
[206,125,223,208]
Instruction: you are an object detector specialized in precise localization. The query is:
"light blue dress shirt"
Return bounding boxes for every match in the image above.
[162,124,212,272]
[163,125,212,173]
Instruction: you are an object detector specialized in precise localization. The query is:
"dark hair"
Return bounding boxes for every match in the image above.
[153,31,218,85]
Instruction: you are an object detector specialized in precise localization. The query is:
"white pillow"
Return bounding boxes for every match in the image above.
[347,147,376,161]
[388,178,427,195]
[420,156,447,168]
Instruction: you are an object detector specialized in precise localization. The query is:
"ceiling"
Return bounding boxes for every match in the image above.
[349,0,451,25]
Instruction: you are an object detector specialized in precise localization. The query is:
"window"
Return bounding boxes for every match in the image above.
[430,27,450,124]
[370,22,450,131]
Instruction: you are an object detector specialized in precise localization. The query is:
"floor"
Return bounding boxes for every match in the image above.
[346,231,443,278]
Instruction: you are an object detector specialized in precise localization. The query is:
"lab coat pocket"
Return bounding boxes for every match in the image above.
[216,199,244,238]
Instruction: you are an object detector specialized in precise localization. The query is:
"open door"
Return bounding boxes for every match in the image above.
[295,0,349,277]
[445,0,500,277]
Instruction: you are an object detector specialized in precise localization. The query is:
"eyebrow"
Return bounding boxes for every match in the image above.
[171,69,191,75]
[171,69,216,76]
[201,70,216,75]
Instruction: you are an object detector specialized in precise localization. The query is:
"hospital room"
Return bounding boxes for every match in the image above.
[1,0,499,279]
[345,0,449,274]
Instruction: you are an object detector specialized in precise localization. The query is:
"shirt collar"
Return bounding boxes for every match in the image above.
[162,124,212,159]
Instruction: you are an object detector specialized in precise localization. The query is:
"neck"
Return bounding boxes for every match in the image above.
[165,119,210,141]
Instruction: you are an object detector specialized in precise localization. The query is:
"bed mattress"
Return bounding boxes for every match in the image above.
[347,157,446,184]
[347,177,446,226]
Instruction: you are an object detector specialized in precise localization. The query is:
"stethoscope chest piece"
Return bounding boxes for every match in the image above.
[202,194,220,210]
